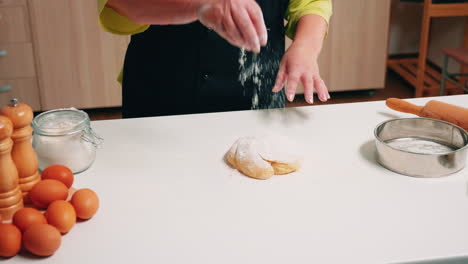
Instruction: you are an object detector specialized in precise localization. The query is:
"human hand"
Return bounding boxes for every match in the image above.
[272,42,330,104]
[197,0,267,53]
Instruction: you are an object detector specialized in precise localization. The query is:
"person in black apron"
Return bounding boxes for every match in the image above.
[119,0,329,118]
[121,0,287,118]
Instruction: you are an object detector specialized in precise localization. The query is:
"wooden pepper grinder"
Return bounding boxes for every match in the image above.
[1,99,40,199]
[0,115,23,220]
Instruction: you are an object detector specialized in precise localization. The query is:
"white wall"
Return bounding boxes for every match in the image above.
[388,0,465,72]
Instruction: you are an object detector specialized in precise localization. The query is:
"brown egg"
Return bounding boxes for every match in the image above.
[12,207,47,232]
[46,201,76,234]
[0,223,21,257]
[41,165,74,189]
[23,224,61,257]
[29,180,69,209]
[71,188,99,220]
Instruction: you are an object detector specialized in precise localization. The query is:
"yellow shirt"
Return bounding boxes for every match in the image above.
[98,0,332,38]
[97,0,332,82]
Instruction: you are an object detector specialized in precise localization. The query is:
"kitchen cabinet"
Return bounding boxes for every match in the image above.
[28,0,129,110]
[288,0,392,93]
[1,0,128,111]
[0,4,31,43]
[0,43,36,79]
[0,0,41,110]
[0,78,41,110]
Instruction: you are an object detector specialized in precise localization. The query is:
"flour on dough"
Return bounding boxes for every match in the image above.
[225,135,302,180]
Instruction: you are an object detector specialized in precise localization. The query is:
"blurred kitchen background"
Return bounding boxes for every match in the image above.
[1,0,467,120]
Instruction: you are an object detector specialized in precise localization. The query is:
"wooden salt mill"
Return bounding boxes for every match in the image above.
[0,115,23,220]
[1,99,40,199]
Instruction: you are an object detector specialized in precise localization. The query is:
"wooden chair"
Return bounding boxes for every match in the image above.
[440,48,468,95]
[388,0,468,97]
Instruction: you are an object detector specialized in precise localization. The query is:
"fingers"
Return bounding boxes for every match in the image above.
[314,76,330,102]
[198,1,266,52]
[232,9,260,53]
[302,75,314,104]
[247,3,268,46]
[272,63,287,92]
[324,79,331,99]
[222,8,244,47]
[285,73,300,102]
[303,75,329,104]
[199,5,240,48]
[273,59,330,104]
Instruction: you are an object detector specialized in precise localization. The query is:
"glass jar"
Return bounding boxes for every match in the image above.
[32,108,103,174]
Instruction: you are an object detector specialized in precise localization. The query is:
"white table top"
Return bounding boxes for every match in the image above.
[14,95,468,264]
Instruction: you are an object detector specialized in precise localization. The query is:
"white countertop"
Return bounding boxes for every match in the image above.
[13,95,468,264]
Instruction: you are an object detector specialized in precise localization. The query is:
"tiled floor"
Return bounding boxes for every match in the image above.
[86,71,414,121]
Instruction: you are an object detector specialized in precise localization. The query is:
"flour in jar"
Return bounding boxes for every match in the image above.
[34,134,96,173]
[32,108,101,173]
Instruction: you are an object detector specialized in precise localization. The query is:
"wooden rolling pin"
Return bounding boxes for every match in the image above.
[386,98,468,132]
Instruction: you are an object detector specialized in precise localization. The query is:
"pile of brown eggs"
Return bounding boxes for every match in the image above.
[0,165,99,258]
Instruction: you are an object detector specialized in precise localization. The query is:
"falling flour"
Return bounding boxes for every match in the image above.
[238,48,284,110]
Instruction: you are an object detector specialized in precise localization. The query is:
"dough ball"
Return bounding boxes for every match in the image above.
[225,135,302,180]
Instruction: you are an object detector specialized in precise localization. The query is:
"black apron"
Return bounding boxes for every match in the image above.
[122,0,289,118]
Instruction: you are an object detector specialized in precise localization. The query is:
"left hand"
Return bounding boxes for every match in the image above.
[272,42,330,104]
